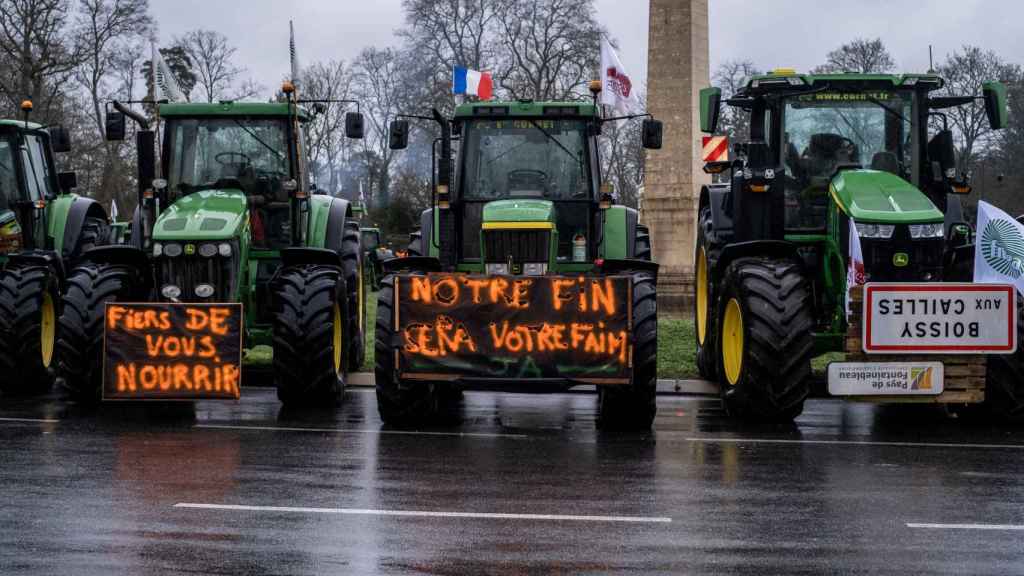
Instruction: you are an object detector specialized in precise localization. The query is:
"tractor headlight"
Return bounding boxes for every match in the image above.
[855,223,895,239]
[523,263,547,276]
[195,284,215,298]
[152,242,163,257]
[198,243,218,258]
[485,263,509,275]
[909,223,944,239]
[161,284,182,300]
[163,242,183,257]
[218,242,232,257]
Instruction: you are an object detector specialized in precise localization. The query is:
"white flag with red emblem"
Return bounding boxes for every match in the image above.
[846,222,866,318]
[600,38,640,115]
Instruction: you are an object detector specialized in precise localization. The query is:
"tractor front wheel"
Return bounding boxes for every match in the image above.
[717,257,813,422]
[0,265,59,395]
[272,265,347,406]
[342,221,365,372]
[984,300,1024,422]
[694,206,718,381]
[57,263,139,402]
[596,270,657,430]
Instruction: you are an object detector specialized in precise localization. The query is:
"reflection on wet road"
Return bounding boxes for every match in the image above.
[2,388,1024,575]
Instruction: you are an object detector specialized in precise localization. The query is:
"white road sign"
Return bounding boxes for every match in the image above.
[828,362,944,396]
[862,283,1017,354]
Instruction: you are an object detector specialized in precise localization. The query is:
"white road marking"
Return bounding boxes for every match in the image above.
[907,523,1024,531]
[685,437,1024,450]
[195,423,528,439]
[174,503,671,523]
[0,416,60,424]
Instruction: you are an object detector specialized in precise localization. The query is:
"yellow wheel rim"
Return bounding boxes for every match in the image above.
[40,292,55,368]
[332,303,343,374]
[696,246,708,346]
[722,298,744,386]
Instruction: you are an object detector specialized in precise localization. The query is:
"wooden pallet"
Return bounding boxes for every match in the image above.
[840,286,986,404]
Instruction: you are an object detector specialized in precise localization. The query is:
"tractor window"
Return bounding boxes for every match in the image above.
[0,138,16,210]
[782,91,912,230]
[166,118,290,199]
[361,230,379,250]
[21,134,54,201]
[461,119,589,201]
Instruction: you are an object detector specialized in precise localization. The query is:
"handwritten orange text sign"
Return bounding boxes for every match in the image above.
[103,303,243,400]
[395,274,632,380]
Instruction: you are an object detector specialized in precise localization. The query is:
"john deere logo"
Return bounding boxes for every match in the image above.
[185,244,196,256]
[893,252,909,267]
[981,219,1024,279]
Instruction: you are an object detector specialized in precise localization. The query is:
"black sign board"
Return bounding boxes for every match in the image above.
[103,303,243,400]
[395,274,633,382]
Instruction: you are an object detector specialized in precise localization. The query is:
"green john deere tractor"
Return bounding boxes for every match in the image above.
[694,70,1015,420]
[360,226,394,290]
[378,90,663,429]
[0,104,111,396]
[56,92,367,405]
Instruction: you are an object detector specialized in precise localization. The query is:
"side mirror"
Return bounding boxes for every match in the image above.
[49,126,71,153]
[105,112,126,141]
[982,81,1007,130]
[345,112,365,139]
[641,119,663,150]
[57,171,77,192]
[929,129,957,178]
[699,86,722,134]
[389,120,409,150]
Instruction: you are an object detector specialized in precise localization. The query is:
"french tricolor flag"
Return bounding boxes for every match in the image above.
[452,66,493,100]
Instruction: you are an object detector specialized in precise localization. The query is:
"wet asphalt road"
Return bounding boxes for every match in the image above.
[2,387,1024,575]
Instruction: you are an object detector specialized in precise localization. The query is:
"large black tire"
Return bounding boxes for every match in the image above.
[717,257,813,421]
[57,263,139,402]
[597,270,657,430]
[68,216,110,262]
[984,300,1024,422]
[273,265,346,406]
[694,206,718,381]
[374,275,457,425]
[407,231,423,257]
[341,221,365,372]
[0,265,59,395]
[634,224,651,261]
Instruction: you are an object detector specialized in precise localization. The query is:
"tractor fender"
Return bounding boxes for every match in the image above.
[305,195,352,253]
[712,240,802,284]
[52,195,108,259]
[596,258,659,280]
[280,247,345,269]
[382,256,442,275]
[699,184,733,238]
[599,206,643,260]
[418,208,435,258]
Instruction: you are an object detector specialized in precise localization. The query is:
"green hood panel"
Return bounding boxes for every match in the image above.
[154,189,248,240]
[482,199,555,223]
[831,170,943,223]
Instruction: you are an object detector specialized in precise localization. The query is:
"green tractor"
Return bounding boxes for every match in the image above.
[378,91,663,429]
[360,226,394,291]
[694,70,1015,420]
[0,103,111,396]
[55,89,367,405]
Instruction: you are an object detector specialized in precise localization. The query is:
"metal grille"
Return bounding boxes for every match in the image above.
[157,253,236,302]
[862,230,943,282]
[483,230,549,263]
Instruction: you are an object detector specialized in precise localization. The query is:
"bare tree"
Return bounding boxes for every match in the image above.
[175,29,242,103]
[302,60,355,195]
[351,47,409,207]
[813,38,894,74]
[492,0,602,101]
[712,59,760,142]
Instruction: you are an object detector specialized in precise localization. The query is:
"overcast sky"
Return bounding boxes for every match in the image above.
[149,0,1024,98]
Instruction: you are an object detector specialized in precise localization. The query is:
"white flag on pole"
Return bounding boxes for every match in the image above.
[152,44,184,103]
[974,200,1024,296]
[846,221,866,318]
[110,200,119,223]
[600,37,641,115]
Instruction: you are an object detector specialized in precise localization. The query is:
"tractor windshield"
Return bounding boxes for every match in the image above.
[461,119,589,201]
[782,90,913,230]
[361,230,379,250]
[0,136,15,211]
[166,118,291,199]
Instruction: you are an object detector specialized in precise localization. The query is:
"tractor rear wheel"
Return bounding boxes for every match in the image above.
[596,270,657,430]
[272,265,347,406]
[342,221,365,372]
[374,275,457,425]
[0,265,59,395]
[69,216,110,262]
[984,300,1024,422]
[694,206,718,381]
[717,257,813,422]
[57,263,139,402]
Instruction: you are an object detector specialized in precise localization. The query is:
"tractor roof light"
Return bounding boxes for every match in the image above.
[282,81,296,95]
[20,100,33,113]
[588,80,602,95]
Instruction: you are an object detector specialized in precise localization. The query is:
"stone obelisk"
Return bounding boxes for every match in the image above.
[644,0,710,313]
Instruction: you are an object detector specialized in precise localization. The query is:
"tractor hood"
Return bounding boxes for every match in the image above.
[482,199,555,225]
[153,189,248,240]
[831,170,943,224]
